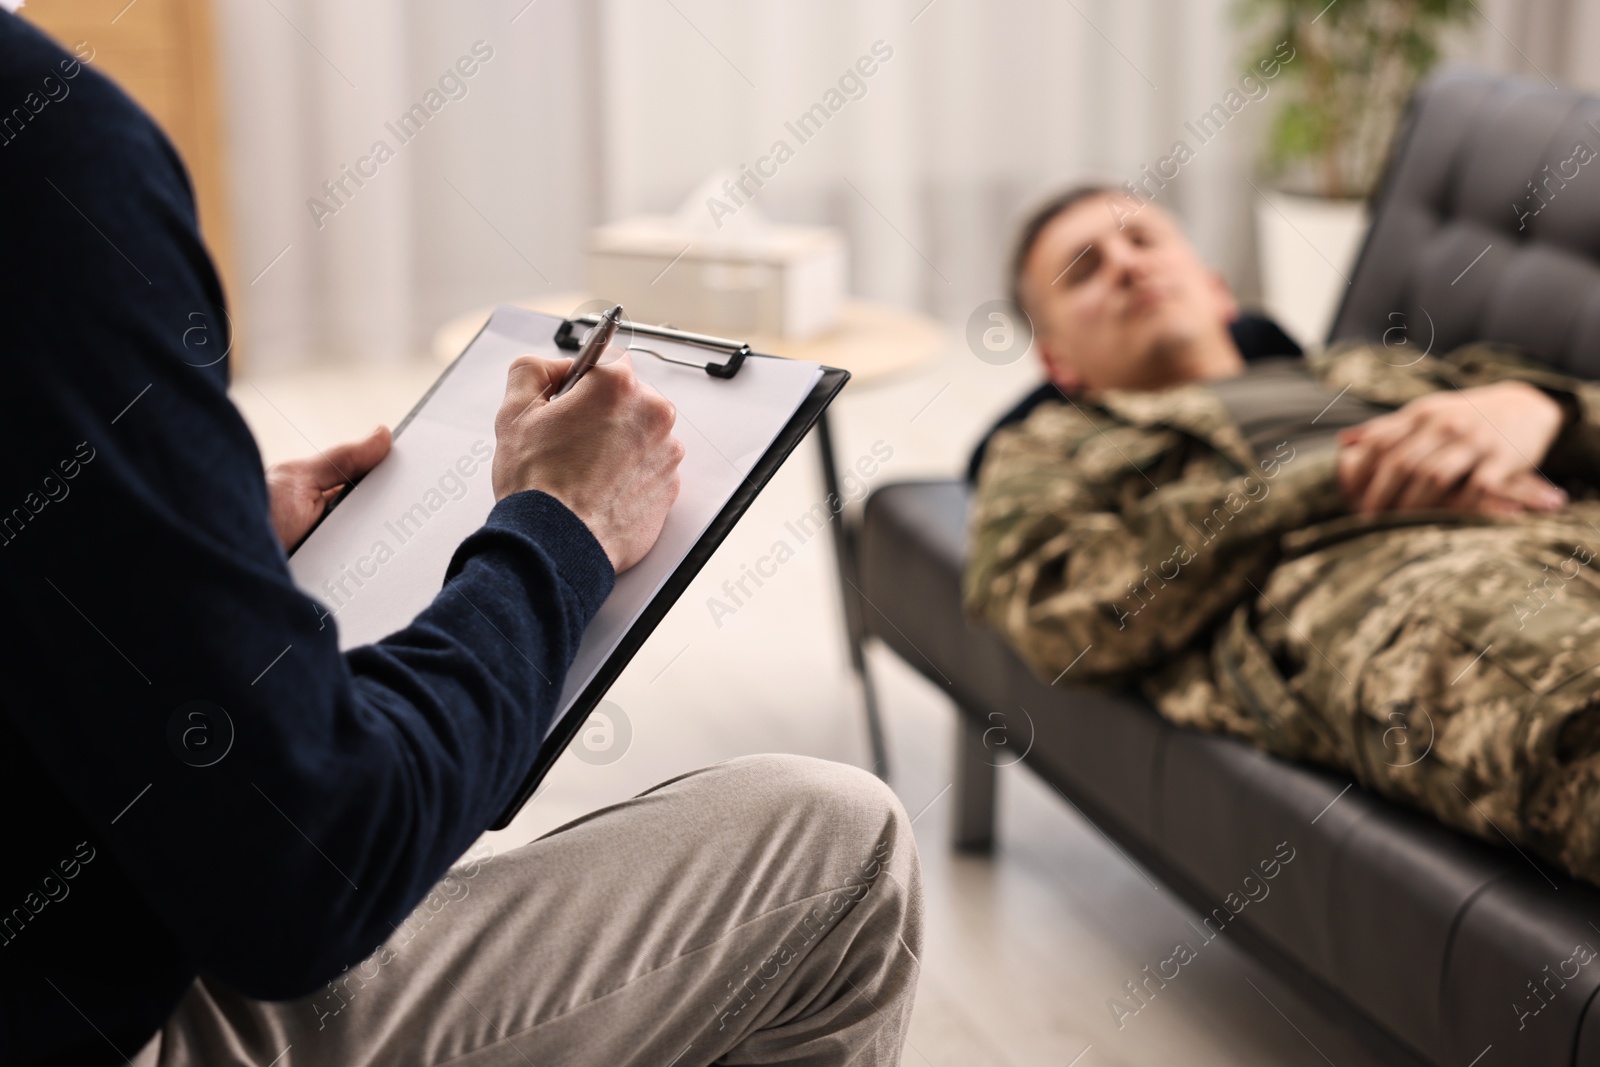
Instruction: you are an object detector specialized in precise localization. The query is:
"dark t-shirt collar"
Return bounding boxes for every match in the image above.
[963,313,1302,483]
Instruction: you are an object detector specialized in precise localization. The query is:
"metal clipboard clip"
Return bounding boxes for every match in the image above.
[553,314,750,379]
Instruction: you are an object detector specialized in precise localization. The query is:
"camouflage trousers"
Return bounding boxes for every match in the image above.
[1152,502,1600,886]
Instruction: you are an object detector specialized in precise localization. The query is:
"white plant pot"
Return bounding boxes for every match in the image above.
[1254,191,1370,350]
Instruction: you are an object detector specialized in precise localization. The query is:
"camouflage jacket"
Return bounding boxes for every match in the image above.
[966,341,1600,884]
[964,341,1600,737]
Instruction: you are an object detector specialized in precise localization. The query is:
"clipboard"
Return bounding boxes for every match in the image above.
[496,359,848,826]
[286,306,848,831]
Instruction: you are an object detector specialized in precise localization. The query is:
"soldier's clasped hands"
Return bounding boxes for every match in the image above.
[1336,381,1569,517]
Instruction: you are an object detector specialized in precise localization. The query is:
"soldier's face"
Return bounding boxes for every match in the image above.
[1020,195,1239,393]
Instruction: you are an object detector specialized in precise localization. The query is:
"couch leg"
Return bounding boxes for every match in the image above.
[952,713,997,853]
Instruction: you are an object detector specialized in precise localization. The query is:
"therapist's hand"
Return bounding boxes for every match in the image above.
[266,425,393,552]
[492,352,683,574]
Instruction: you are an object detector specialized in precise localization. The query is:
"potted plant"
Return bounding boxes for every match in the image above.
[1241,0,1473,345]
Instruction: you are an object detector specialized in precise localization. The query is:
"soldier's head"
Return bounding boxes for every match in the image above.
[1010,186,1243,394]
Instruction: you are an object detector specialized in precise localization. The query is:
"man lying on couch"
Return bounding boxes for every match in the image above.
[965,184,1600,886]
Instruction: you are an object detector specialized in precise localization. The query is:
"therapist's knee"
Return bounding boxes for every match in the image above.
[717,753,914,847]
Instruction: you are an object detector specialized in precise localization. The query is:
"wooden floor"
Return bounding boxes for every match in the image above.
[233,337,1393,1067]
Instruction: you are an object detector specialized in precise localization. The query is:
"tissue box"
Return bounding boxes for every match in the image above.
[586,215,846,341]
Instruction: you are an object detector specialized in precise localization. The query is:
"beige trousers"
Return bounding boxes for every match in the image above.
[127,755,923,1066]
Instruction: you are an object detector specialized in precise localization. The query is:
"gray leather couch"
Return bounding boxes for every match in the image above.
[857,71,1600,1066]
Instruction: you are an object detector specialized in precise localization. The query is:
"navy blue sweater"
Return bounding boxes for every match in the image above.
[0,15,613,1065]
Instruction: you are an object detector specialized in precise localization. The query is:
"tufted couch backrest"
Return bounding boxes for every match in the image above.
[1330,69,1600,380]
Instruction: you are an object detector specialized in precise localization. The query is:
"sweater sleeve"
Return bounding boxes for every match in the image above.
[0,20,612,1000]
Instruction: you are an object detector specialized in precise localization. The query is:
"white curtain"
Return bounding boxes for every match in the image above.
[216,0,601,372]
[216,0,1600,373]
[598,0,1247,325]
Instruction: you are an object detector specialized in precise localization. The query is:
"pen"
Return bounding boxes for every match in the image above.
[552,304,624,399]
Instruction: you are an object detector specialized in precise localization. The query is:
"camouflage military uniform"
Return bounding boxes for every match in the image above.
[965,341,1600,885]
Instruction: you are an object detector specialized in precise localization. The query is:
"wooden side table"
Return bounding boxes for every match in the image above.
[431,295,944,779]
